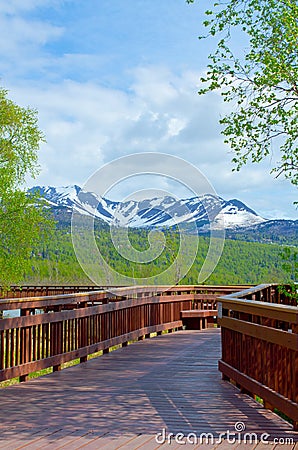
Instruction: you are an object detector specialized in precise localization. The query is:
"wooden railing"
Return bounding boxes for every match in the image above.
[0,285,247,384]
[0,285,105,298]
[0,285,249,302]
[218,284,298,430]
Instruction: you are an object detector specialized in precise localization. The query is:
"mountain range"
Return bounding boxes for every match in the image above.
[30,185,297,243]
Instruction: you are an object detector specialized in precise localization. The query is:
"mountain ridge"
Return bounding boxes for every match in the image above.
[29,185,297,244]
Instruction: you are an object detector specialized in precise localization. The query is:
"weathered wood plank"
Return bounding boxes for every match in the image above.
[181,310,217,318]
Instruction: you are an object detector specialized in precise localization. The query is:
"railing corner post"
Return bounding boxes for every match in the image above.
[263,400,274,411]
[19,374,29,383]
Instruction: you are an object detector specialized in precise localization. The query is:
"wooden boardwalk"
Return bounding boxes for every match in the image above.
[0,328,296,449]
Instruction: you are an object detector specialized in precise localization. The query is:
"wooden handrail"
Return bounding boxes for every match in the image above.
[0,285,249,384]
[0,284,250,311]
[0,285,104,299]
[218,284,298,430]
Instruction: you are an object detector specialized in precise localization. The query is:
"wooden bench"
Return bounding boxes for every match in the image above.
[181,310,218,330]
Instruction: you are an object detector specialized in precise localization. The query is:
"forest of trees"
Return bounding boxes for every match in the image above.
[25,226,295,286]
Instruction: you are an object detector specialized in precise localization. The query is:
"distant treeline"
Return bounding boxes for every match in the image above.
[22,226,297,286]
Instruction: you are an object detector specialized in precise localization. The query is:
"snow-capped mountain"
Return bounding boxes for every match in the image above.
[30,185,268,231]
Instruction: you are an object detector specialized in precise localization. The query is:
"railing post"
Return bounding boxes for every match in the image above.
[20,308,30,382]
[52,306,63,372]
[263,400,274,411]
[80,356,87,363]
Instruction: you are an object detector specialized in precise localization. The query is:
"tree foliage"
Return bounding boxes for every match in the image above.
[24,225,293,286]
[0,87,52,288]
[187,0,298,186]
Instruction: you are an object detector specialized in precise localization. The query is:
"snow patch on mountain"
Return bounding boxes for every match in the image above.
[30,185,268,231]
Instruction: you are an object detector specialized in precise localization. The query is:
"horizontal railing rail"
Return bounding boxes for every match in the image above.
[0,285,109,299]
[0,285,250,312]
[221,283,297,306]
[218,284,298,430]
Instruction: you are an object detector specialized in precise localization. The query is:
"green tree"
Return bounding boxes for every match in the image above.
[187,0,298,186]
[0,87,52,288]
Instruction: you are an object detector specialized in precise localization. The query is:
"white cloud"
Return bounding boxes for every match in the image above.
[0,0,65,14]
[166,117,187,137]
[0,17,63,82]
[131,66,180,106]
[0,16,63,53]
[7,65,295,219]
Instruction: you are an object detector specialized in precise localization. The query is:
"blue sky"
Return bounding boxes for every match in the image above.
[0,0,297,219]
